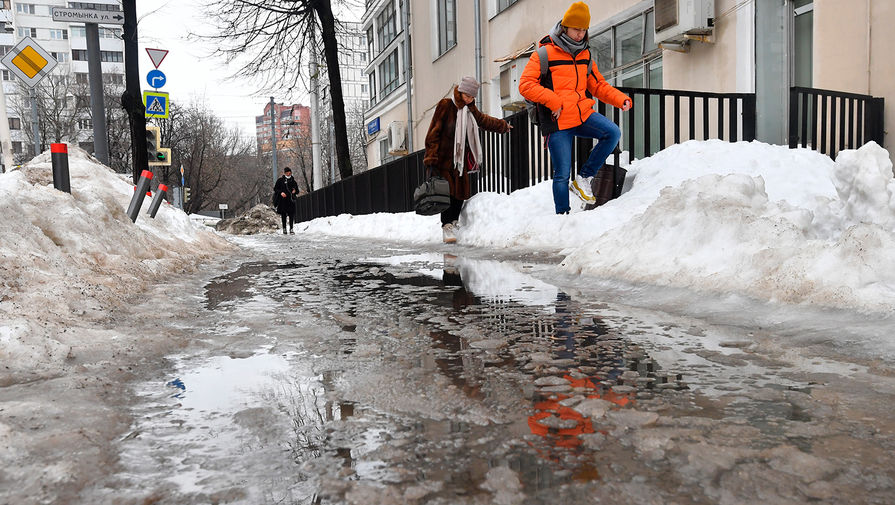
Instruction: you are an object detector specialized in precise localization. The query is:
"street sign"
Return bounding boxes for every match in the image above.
[0,38,57,88]
[143,91,170,119]
[218,204,228,210]
[367,117,380,135]
[145,48,169,69]
[51,7,124,25]
[146,69,166,89]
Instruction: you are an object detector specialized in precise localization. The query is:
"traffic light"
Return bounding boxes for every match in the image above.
[145,126,160,162]
[183,186,191,202]
[146,126,172,166]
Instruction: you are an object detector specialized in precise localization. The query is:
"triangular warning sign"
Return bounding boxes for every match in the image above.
[145,48,168,69]
[147,97,165,114]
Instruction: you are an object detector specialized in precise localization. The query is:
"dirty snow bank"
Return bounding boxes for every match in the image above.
[0,148,233,383]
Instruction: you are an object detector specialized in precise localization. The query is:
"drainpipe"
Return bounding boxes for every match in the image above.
[866,0,872,95]
[403,0,413,151]
[474,0,482,103]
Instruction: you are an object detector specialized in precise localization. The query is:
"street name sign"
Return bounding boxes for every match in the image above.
[0,38,57,88]
[143,91,170,119]
[51,7,125,25]
[145,48,169,69]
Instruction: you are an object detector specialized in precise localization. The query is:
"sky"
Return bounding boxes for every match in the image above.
[134,1,364,141]
[2,138,894,381]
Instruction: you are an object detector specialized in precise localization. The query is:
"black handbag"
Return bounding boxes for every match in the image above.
[413,174,451,215]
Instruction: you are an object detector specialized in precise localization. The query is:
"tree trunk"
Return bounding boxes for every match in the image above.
[314,1,352,180]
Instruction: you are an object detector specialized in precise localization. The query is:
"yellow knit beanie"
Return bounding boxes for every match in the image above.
[562,2,590,30]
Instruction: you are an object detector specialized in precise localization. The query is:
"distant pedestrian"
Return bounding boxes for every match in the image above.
[273,167,298,234]
[424,76,512,243]
[519,1,632,214]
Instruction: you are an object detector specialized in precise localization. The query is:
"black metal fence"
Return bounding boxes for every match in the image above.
[789,86,885,159]
[295,85,881,223]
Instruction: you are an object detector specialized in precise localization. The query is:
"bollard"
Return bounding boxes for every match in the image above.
[147,184,168,218]
[126,170,153,222]
[50,143,71,193]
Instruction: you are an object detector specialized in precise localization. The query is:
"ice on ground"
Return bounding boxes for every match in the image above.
[0,148,232,383]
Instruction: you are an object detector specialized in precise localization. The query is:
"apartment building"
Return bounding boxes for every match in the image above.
[316,21,370,181]
[362,0,893,168]
[255,101,311,152]
[0,0,124,168]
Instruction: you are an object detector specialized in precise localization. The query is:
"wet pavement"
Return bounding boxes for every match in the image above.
[82,235,895,504]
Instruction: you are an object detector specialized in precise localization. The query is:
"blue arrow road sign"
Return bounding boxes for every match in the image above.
[146,69,166,89]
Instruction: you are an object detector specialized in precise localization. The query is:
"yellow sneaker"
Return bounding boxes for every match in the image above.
[570,175,596,203]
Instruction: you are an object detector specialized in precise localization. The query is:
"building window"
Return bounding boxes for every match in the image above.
[12,141,22,154]
[1,70,10,81]
[8,118,20,130]
[366,26,374,60]
[51,52,70,63]
[71,26,86,38]
[16,3,35,14]
[1,1,11,10]
[17,27,37,38]
[377,49,399,99]
[103,73,123,85]
[589,9,661,87]
[496,0,518,15]
[368,72,376,105]
[0,46,10,57]
[69,2,119,11]
[78,119,93,130]
[436,0,456,56]
[376,2,396,50]
[75,96,90,108]
[72,50,124,63]
[49,29,67,40]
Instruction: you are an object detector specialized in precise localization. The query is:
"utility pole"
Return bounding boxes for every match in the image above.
[122,0,147,184]
[402,0,413,151]
[85,23,110,165]
[310,24,322,190]
[269,96,278,184]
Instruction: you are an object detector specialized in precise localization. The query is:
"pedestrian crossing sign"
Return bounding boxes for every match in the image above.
[143,90,169,118]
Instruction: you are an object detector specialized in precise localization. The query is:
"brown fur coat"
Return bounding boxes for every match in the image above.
[423,87,510,201]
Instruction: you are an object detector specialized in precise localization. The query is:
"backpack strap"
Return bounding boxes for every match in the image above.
[536,45,549,80]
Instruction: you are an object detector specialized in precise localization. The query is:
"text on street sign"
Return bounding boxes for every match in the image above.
[51,7,125,25]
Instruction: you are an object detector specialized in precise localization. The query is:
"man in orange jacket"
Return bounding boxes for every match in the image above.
[519,2,632,214]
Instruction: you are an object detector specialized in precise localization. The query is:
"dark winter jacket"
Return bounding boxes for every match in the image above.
[273,175,298,215]
[423,87,510,201]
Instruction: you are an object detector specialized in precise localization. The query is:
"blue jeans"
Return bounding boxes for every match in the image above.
[546,112,621,214]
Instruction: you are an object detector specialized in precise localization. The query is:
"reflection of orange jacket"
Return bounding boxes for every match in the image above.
[519,37,630,131]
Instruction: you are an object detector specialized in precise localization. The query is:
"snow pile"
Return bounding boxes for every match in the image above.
[0,148,232,382]
[215,203,280,235]
[297,140,895,313]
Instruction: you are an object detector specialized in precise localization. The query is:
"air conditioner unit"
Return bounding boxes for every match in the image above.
[387,121,407,155]
[499,56,530,113]
[654,0,714,45]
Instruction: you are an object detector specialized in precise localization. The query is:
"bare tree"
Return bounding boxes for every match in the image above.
[164,102,263,214]
[10,76,80,160]
[203,0,355,180]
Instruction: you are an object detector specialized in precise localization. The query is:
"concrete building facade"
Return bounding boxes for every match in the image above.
[361,0,893,169]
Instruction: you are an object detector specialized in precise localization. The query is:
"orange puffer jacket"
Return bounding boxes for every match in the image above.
[519,36,630,131]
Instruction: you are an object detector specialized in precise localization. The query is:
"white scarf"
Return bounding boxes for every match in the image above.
[453,103,482,175]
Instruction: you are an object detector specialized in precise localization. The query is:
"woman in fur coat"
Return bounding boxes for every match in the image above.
[423,76,512,243]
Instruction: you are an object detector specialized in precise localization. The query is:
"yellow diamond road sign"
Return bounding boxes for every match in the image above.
[0,37,57,88]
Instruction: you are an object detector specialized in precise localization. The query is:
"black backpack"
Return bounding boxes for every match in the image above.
[525,44,595,137]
